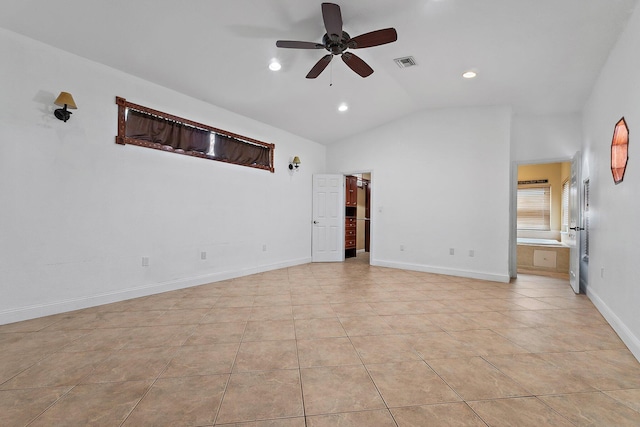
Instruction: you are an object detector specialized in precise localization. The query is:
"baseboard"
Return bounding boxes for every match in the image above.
[371,259,510,283]
[586,287,640,362]
[0,257,311,326]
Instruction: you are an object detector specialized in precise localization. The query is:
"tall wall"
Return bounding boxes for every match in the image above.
[327,106,512,282]
[0,28,326,324]
[582,3,640,360]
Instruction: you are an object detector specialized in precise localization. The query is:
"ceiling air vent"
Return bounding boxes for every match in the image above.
[394,56,417,68]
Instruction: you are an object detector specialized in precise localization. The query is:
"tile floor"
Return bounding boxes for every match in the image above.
[2,254,640,426]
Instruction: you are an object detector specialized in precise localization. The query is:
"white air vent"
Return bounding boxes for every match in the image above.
[394,56,417,68]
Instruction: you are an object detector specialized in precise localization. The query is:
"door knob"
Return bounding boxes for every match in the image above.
[569,227,584,231]
[313,221,319,224]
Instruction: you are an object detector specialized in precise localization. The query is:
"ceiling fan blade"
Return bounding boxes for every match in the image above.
[276,40,324,49]
[306,54,333,79]
[322,3,343,41]
[341,52,374,78]
[348,28,398,49]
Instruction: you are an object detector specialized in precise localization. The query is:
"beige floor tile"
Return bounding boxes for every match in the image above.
[1,350,110,389]
[119,325,195,349]
[243,320,296,341]
[0,387,71,427]
[539,392,640,426]
[294,318,346,339]
[407,331,478,359]
[296,337,362,367]
[492,326,581,353]
[391,403,487,427]
[200,307,253,323]
[447,329,530,355]
[292,304,336,319]
[184,322,246,345]
[350,334,422,364]
[0,351,47,385]
[234,340,298,372]
[380,314,442,333]
[604,388,640,412]
[3,267,640,427]
[216,418,306,427]
[162,343,239,378]
[369,300,452,315]
[253,294,292,307]
[485,353,596,395]
[215,296,255,308]
[291,293,334,305]
[249,306,293,321]
[216,370,303,424]
[330,302,377,317]
[123,375,227,426]
[31,381,151,427]
[339,315,396,336]
[427,357,531,400]
[306,409,396,426]
[301,365,385,415]
[540,349,640,390]
[83,347,176,383]
[153,308,209,325]
[58,327,135,353]
[366,361,461,407]
[468,397,575,427]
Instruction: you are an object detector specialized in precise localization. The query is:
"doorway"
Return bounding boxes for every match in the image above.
[311,172,373,265]
[345,173,372,263]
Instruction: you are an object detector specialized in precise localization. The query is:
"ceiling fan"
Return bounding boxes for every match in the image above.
[276,2,397,79]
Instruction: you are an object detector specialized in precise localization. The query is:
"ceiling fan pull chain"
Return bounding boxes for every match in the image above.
[330,60,333,87]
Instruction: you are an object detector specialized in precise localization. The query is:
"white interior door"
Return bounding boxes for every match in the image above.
[568,152,582,293]
[312,174,344,262]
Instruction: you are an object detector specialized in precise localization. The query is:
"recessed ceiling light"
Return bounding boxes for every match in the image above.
[338,103,349,112]
[269,60,282,71]
[462,70,477,79]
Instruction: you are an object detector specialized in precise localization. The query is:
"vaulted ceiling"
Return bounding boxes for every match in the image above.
[1,0,637,144]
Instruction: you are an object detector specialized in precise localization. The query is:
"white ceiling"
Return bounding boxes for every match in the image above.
[1,0,637,144]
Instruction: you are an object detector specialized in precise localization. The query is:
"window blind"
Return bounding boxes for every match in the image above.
[517,186,551,230]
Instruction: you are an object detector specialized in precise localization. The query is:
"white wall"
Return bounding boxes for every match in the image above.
[511,113,582,163]
[581,3,640,360]
[0,28,326,324]
[327,106,512,282]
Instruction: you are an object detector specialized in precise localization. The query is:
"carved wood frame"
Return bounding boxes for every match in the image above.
[116,96,275,173]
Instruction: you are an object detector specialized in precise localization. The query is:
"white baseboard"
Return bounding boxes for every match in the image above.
[586,287,640,362]
[0,257,311,326]
[371,259,511,283]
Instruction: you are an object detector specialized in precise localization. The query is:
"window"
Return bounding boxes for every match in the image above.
[561,179,569,232]
[116,97,274,172]
[517,186,551,230]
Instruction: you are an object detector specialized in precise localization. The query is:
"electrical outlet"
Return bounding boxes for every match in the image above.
[200,251,207,260]
[469,250,475,257]
[601,267,605,278]
[142,256,149,267]
[262,244,267,252]
[449,248,455,255]
[400,245,405,251]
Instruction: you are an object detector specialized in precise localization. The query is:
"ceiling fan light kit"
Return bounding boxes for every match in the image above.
[276,2,397,79]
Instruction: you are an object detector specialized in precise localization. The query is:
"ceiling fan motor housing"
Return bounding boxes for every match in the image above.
[323,31,351,55]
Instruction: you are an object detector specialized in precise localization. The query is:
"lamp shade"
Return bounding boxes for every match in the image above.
[292,156,301,165]
[54,92,77,109]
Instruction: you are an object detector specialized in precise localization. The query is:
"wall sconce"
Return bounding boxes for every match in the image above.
[289,156,301,171]
[53,92,77,122]
[611,117,629,184]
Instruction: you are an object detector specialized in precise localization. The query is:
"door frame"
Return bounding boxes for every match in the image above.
[509,156,581,281]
